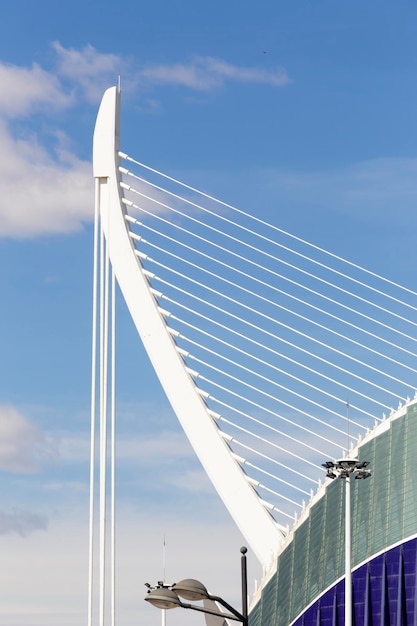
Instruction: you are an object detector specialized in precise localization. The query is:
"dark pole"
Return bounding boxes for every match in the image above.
[241,547,248,626]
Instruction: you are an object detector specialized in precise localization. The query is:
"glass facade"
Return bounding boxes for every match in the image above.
[249,402,417,626]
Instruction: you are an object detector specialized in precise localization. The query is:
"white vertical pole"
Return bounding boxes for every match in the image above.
[111,268,116,626]
[345,475,352,626]
[88,179,101,626]
[99,226,110,626]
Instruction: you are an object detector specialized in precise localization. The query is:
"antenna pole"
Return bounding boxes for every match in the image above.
[346,400,350,454]
[162,535,166,626]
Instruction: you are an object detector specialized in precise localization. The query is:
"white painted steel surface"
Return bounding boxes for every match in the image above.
[93,86,283,569]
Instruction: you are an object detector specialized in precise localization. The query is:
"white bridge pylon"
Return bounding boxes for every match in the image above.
[92,85,283,571]
[89,85,417,625]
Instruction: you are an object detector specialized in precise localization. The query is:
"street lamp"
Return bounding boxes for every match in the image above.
[322,458,371,626]
[145,546,249,625]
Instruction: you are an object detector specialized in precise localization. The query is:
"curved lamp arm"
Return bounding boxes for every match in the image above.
[145,588,245,623]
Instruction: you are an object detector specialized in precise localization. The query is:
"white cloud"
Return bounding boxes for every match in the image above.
[0,45,104,238]
[52,41,126,103]
[0,405,55,473]
[140,56,291,91]
[4,44,414,246]
[0,61,71,118]
[0,120,92,237]
[0,44,291,240]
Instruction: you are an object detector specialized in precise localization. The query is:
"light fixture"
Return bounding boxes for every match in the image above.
[145,586,182,610]
[355,470,371,480]
[326,470,337,479]
[172,578,209,601]
[145,547,248,625]
[323,456,371,626]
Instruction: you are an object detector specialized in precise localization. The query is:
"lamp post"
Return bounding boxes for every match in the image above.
[322,458,371,626]
[145,546,248,625]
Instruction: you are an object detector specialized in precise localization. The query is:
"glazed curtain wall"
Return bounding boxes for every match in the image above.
[291,539,417,626]
[249,403,417,626]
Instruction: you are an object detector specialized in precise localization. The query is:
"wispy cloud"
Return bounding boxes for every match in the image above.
[0,44,291,239]
[0,406,55,473]
[140,56,291,91]
[0,50,94,238]
[56,429,193,465]
[52,41,127,103]
[0,61,71,118]
[0,121,92,237]
[0,509,48,536]
[260,157,417,221]
[3,45,415,244]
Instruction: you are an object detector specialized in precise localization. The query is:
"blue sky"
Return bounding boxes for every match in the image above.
[1,2,417,625]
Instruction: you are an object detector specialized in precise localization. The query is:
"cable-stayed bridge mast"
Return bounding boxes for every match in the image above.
[89,86,417,626]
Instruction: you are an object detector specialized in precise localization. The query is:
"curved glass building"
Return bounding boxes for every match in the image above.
[249,399,417,625]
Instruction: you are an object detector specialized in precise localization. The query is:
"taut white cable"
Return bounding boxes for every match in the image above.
[150,268,406,402]
[134,221,417,370]
[120,154,417,299]
[125,201,417,348]
[171,313,377,422]
[159,291,391,412]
